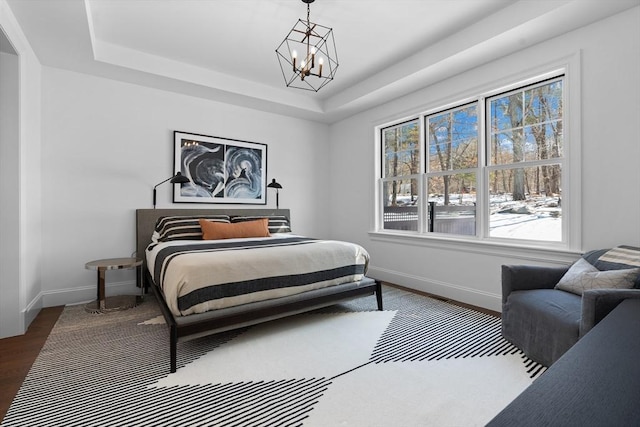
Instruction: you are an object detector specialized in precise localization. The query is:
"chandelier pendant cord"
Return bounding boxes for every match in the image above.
[307,3,311,68]
[303,2,313,78]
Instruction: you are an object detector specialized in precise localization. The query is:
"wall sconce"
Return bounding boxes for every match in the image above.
[153,172,190,209]
[267,178,283,209]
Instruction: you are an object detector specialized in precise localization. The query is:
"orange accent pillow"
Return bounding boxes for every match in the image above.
[199,218,270,240]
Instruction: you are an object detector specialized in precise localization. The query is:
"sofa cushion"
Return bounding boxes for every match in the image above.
[490,299,640,426]
[583,246,640,288]
[502,289,581,366]
[586,245,640,268]
[555,258,639,295]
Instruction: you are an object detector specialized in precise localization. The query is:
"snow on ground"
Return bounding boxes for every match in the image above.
[489,213,561,241]
[389,193,562,242]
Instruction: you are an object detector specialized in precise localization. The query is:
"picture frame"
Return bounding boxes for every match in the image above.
[173,131,267,205]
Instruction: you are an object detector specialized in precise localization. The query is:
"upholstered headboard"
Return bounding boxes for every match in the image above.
[135,208,291,271]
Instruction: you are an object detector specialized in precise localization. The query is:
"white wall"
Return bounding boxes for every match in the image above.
[0,50,20,337]
[0,0,43,338]
[40,68,330,306]
[21,38,43,329]
[328,7,640,311]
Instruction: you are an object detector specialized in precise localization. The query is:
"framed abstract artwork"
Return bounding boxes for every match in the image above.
[173,131,267,204]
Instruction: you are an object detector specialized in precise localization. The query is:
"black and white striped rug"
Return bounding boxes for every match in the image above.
[2,285,544,427]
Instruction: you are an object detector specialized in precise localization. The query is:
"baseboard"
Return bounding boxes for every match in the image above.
[37,274,500,312]
[42,280,140,308]
[367,266,502,312]
[23,292,43,330]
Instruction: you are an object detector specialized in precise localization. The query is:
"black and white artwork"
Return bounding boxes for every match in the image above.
[173,131,267,204]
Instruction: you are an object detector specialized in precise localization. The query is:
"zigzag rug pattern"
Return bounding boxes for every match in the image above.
[368,295,546,378]
[2,286,545,427]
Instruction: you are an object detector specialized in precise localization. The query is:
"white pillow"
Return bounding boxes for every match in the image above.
[555,257,640,295]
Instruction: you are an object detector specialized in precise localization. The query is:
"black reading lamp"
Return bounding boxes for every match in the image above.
[153,172,190,209]
[267,178,283,210]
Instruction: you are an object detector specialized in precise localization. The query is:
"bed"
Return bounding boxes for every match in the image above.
[136,208,383,372]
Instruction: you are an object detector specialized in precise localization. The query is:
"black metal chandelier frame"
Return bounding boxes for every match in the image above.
[275,0,338,92]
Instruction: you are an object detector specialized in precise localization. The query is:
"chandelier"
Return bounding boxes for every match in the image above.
[275,0,338,92]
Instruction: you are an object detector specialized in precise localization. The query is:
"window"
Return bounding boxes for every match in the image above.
[487,78,563,242]
[377,75,566,246]
[426,103,478,236]
[381,120,419,231]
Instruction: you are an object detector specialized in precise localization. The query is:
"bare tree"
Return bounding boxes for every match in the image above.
[429,116,451,204]
[390,128,399,205]
[505,93,526,200]
[428,107,477,205]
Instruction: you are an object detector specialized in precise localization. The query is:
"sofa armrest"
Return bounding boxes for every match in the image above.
[580,289,640,336]
[502,265,569,303]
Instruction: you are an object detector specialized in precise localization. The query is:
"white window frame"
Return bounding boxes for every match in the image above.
[372,53,582,254]
[425,101,480,237]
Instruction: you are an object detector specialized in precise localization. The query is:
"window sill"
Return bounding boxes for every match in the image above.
[368,230,581,264]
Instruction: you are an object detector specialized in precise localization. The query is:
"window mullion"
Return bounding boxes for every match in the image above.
[419,115,427,233]
[478,97,488,239]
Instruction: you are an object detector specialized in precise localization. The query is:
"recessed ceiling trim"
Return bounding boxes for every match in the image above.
[84,0,324,115]
[11,0,638,124]
[91,38,325,115]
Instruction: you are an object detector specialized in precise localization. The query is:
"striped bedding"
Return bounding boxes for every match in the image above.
[146,235,370,317]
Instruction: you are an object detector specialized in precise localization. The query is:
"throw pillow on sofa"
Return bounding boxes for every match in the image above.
[554,257,639,295]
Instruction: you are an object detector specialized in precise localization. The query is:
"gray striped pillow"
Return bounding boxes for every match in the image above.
[154,215,230,242]
[230,215,292,234]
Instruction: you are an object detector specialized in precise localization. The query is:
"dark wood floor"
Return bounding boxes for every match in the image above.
[387,282,500,317]
[0,306,64,421]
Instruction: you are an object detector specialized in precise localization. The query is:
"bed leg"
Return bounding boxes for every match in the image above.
[170,324,177,373]
[375,280,383,311]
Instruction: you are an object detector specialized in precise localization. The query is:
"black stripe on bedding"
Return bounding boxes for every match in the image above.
[231,215,292,233]
[155,215,230,242]
[177,264,366,312]
[153,237,316,286]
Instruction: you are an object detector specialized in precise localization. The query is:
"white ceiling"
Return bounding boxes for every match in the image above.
[5,0,639,122]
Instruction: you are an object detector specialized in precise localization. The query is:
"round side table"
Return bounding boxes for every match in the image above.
[85,257,143,313]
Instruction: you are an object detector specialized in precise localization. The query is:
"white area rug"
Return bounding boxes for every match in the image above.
[306,355,536,426]
[153,311,397,387]
[2,286,544,427]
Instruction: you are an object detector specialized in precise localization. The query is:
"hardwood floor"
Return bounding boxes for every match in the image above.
[0,306,64,421]
[385,282,500,317]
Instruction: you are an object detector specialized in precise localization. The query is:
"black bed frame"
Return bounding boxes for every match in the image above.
[136,208,383,373]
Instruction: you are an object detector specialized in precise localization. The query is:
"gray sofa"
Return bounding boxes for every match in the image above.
[501,247,640,367]
[489,298,640,426]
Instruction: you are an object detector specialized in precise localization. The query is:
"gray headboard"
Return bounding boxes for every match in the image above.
[135,208,291,269]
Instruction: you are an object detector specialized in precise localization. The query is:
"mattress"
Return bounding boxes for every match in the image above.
[146,235,370,316]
